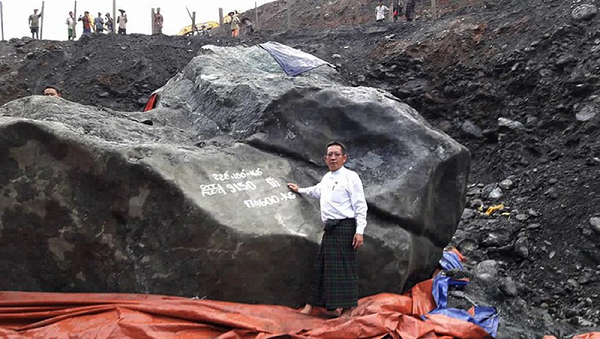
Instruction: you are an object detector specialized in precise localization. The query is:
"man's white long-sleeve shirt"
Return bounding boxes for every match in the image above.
[298,166,368,234]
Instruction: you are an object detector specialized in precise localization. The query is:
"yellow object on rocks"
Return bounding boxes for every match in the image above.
[485,204,504,215]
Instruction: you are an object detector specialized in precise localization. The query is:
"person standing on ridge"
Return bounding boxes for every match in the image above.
[78,11,92,34]
[287,141,368,318]
[28,9,43,39]
[105,13,114,33]
[393,1,404,22]
[66,11,76,40]
[94,12,105,33]
[229,11,241,38]
[154,8,164,34]
[117,9,128,35]
[375,1,389,22]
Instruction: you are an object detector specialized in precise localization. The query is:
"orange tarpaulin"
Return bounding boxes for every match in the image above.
[0,279,492,339]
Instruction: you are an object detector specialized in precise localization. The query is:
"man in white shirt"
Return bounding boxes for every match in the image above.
[375,1,390,22]
[287,141,368,317]
[117,9,128,35]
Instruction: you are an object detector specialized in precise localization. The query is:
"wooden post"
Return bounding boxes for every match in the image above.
[254,2,258,31]
[73,1,77,38]
[431,0,437,20]
[354,1,359,26]
[286,0,291,30]
[320,0,325,27]
[218,8,223,36]
[151,8,155,34]
[192,11,196,36]
[40,1,45,39]
[112,0,116,33]
[389,0,394,22]
[0,1,4,41]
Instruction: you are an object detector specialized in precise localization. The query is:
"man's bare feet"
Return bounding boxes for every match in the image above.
[300,304,313,315]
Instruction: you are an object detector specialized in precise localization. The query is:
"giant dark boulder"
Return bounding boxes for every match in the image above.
[0,43,469,306]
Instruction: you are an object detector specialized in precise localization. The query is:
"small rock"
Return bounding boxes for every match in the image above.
[482,232,510,247]
[514,237,529,258]
[499,179,514,190]
[515,214,529,222]
[457,238,478,254]
[98,92,110,98]
[548,178,558,185]
[572,4,598,21]
[461,120,483,138]
[461,208,475,220]
[576,104,598,122]
[528,209,540,217]
[565,309,578,318]
[566,278,580,291]
[498,117,525,130]
[579,271,595,285]
[500,277,518,297]
[331,54,342,59]
[527,223,541,230]
[357,75,366,83]
[590,217,600,234]
[489,187,503,199]
[474,260,499,283]
[26,52,35,59]
[549,251,556,259]
[121,46,128,51]
[544,187,559,199]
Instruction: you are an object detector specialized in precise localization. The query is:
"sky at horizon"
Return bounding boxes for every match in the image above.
[0,0,275,41]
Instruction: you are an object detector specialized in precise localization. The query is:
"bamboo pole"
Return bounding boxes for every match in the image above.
[254,2,258,31]
[286,0,291,30]
[73,1,77,38]
[0,1,4,41]
[151,8,155,34]
[40,1,45,39]
[192,11,196,35]
[431,0,437,20]
[218,8,223,36]
[112,0,116,33]
[389,0,394,22]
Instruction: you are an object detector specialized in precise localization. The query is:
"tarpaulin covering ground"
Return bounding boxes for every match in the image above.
[0,280,492,339]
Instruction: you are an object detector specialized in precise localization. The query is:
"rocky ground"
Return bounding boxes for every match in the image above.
[0,0,599,337]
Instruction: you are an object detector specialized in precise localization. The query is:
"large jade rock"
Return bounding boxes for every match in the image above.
[0,44,469,306]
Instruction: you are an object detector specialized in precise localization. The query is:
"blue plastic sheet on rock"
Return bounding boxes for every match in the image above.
[439,251,465,271]
[259,41,331,77]
[426,255,500,338]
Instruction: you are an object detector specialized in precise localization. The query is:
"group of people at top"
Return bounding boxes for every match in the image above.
[64,9,127,40]
[375,0,416,23]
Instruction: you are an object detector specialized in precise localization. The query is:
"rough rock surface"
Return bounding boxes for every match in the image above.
[0,44,469,305]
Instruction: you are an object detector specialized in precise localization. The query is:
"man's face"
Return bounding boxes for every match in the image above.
[324,145,347,172]
[43,88,60,97]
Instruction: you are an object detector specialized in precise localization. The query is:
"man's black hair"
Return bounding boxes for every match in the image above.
[43,85,61,94]
[326,141,347,155]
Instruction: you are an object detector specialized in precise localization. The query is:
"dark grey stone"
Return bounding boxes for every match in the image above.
[0,44,470,306]
[572,4,598,21]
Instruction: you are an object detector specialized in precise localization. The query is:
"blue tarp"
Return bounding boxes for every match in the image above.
[439,251,465,271]
[426,254,500,338]
[259,41,331,77]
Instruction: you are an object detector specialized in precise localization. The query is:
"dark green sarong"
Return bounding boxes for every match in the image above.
[307,218,358,309]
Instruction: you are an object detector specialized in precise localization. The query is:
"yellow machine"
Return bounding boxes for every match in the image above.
[177,21,220,36]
